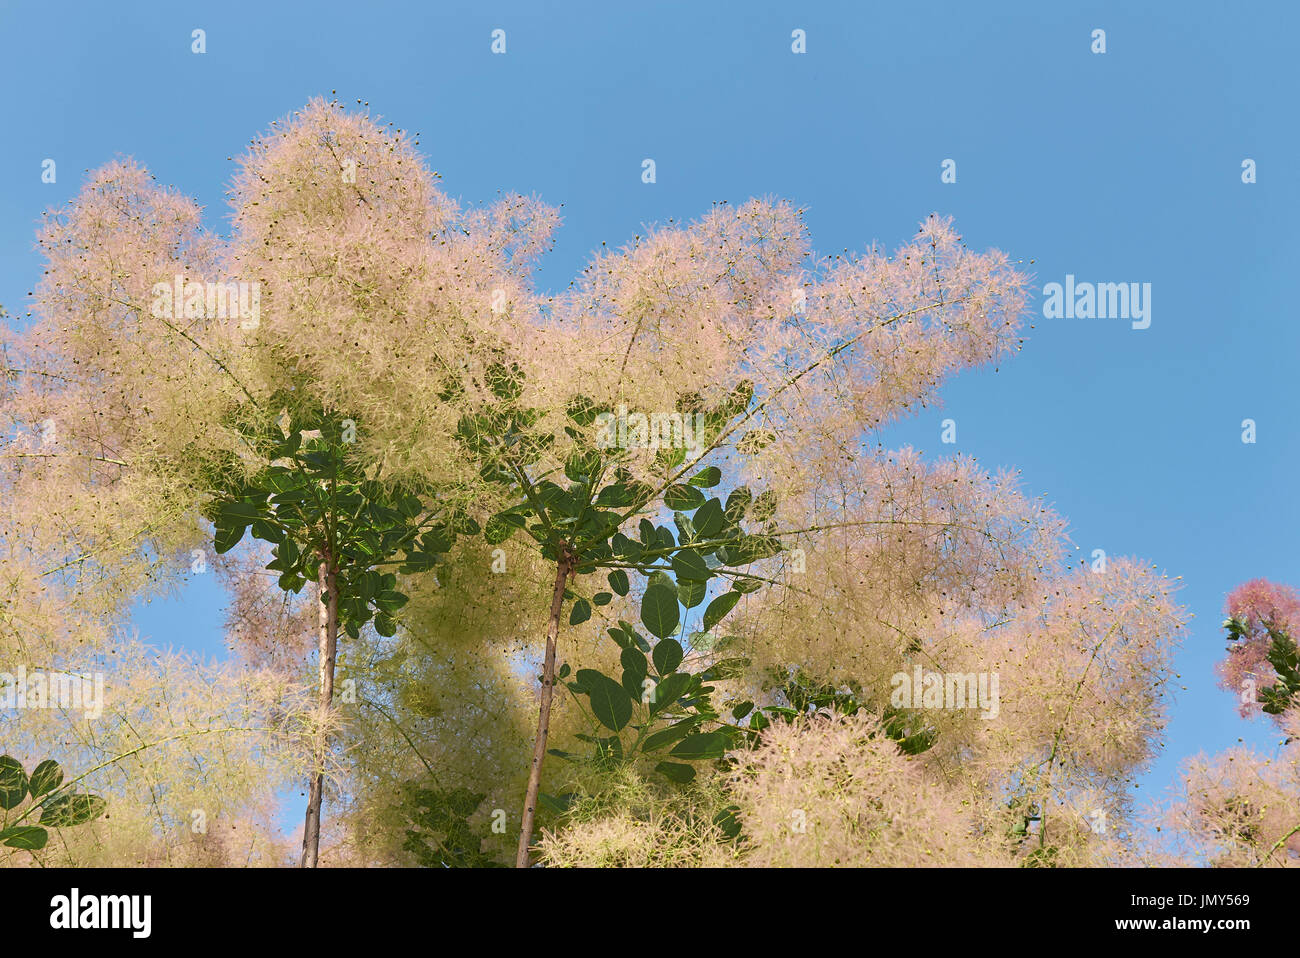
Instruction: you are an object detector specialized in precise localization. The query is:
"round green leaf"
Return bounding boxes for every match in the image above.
[577,669,633,732]
[569,598,592,626]
[0,825,48,850]
[703,591,742,632]
[39,793,107,828]
[692,498,725,539]
[654,762,696,784]
[640,584,680,639]
[0,756,27,810]
[671,550,710,581]
[652,638,684,675]
[620,647,647,679]
[688,466,722,488]
[669,731,730,761]
[663,484,705,511]
[607,569,630,596]
[648,672,692,716]
[677,577,707,609]
[27,760,62,798]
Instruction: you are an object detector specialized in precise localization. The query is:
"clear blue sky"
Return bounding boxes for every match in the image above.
[2,0,1296,818]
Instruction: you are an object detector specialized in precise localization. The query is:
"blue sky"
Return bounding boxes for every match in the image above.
[2,0,1296,820]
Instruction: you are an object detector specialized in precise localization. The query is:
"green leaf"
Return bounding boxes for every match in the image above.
[213,522,246,555]
[0,825,48,850]
[569,598,592,626]
[750,490,778,522]
[593,592,613,607]
[664,484,705,511]
[652,638,684,675]
[27,760,62,798]
[676,577,707,609]
[594,483,632,507]
[485,361,524,401]
[641,717,701,752]
[39,793,107,828]
[692,498,725,539]
[484,513,523,544]
[671,550,710,581]
[620,647,647,676]
[620,646,649,701]
[619,620,652,653]
[564,450,603,483]
[724,487,752,522]
[577,670,633,732]
[669,731,730,761]
[654,762,696,784]
[219,500,262,522]
[640,583,680,639]
[607,569,630,596]
[713,805,742,840]
[375,591,409,614]
[688,466,722,488]
[703,591,742,632]
[648,672,692,716]
[374,613,397,637]
[0,756,27,810]
[566,395,601,426]
[732,701,754,720]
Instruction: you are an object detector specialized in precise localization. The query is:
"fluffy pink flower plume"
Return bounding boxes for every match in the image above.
[1217,579,1300,719]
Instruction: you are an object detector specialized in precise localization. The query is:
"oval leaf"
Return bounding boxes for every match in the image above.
[27,760,62,799]
[607,569,630,597]
[0,825,48,850]
[0,756,27,810]
[577,669,633,732]
[640,583,680,639]
[663,484,705,511]
[669,731,730,761]
[654,761,696,783]
[569,598,592,626]
[39,793,107,828]
[652,638,684,676]
[703,591,742,633]
[648,672,693,717]
[688,466,722,488]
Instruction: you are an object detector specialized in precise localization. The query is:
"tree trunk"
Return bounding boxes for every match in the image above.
[516,555,573,868]
[301,551,338,868]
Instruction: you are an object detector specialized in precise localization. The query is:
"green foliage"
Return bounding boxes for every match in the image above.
[205,407,456,640]
[761,669,938,756]
[1260,627,1300,715]
[1224,617,1300,717]
[0,756,106,853]
[397,783,502,868]
[451,373,802,794]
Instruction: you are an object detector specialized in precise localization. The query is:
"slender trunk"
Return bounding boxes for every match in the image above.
[301,551,338,868]
[516,555,573,868]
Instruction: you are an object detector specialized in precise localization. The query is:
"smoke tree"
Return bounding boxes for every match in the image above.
[1163,580,1300,866]
[1,99,1203,868]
